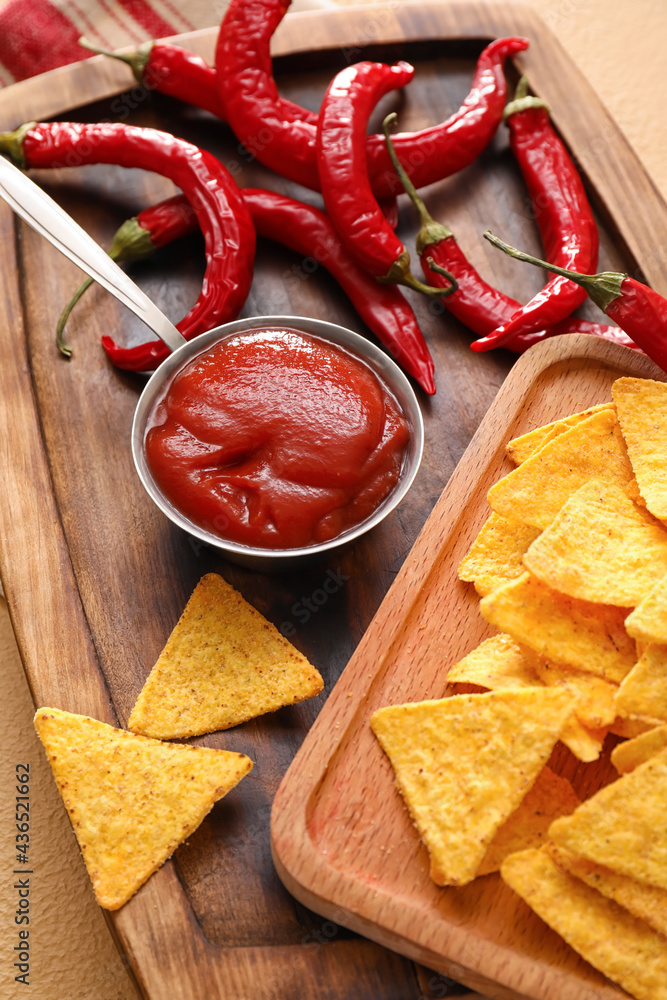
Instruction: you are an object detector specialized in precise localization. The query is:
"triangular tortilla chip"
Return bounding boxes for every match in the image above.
[457,513,541,596]
[370,688,572,886]
[529,657,617,729]
[480,572,636,684]
[501,847,667,1000]
[505,404,613,465]
[611,723,667,773]
[128,574,323,738]
[549,748,667,889]
[613,376,667,519]
[34,708,252,909]
[615,644,667,721]
[487,409,634,530]
[625,574,667,643]
[523,480,667,606]
[547,843,667,938]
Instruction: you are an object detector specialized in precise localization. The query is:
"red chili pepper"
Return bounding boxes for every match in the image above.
[317,61,453,297]
[79,38,319,125]
[475,234,666,366]
[382,113,639,355]
[59,189,437,392]
[215,0,527,196]
[477,77,598,345]
[0,120,256,356]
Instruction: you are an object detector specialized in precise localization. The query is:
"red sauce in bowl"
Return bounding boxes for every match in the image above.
[144,326,411,549]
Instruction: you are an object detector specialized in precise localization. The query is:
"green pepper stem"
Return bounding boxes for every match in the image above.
[502,75,550,122]
[56,276,95,358]
[382,112,453,252]
[483,231,625,312]
[426,258,459,290]
[78,37,153,84]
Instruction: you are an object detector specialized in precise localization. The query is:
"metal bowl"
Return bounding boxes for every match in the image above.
[132,315,424,571]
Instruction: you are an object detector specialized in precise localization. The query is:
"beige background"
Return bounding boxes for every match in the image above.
[1,1,666,998]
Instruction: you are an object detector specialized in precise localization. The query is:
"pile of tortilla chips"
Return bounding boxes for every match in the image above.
[36,573,323,909]
[372,378,667,1000]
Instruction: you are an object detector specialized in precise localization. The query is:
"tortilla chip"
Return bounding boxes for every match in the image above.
[625,575,667,643]
[457,513,541,596]
[523,480,667,606]
[613,376,667,519]
[128,574,323,738]
[487,409,634,530]
[501,847,667,1000]
[370,688,573,886]
[615,644,667,721]
[611,724,667,773]
[34,707,252,910]
[549,747,667,890]
[505,404,614,465]
[480,572,636,684]
[547,842,667,938]
[476,768,579,876]
[608,715,663,739]
[529,657,618,729]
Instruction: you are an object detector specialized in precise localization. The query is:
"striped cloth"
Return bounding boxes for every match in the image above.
[0,0,332,88]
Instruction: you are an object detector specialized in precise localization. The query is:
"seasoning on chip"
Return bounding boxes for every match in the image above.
[625,575,667,643]
[522,480,667,607]
[457,513,541,596]
[615,644,667,722]
[128,574,323,739]
[505,403,613,465]
[549,748,667,890]
[480,572,636,684]
[529,657,618,730]
[547,843,667,938]
[487,409,634,530]
[475,768,579,877]
[611,723,667,774]
[34,707,253,910]
[500,847,667,1000]
[370,688,572,886]
[612,377,667,520]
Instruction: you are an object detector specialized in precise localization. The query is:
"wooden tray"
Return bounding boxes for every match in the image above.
[1,3,666,999]
[272,335,667,1000]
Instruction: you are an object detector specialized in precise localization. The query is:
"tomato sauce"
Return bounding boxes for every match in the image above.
[144,327,411,548]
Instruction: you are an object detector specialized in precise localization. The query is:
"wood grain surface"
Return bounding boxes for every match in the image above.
[0,2,665,998]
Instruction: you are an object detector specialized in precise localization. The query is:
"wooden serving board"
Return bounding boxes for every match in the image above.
[1,3,666,999]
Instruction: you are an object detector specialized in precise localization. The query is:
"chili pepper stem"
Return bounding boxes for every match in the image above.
[56,276,95,358]
[379,250,458,297]
[0,122,37,168]
[78,37,153,84]
[502,75,549,122]
[382,113,454,253]
[483,231,624,312]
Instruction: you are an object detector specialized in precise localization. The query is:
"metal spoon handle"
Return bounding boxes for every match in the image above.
[0,155,186,353]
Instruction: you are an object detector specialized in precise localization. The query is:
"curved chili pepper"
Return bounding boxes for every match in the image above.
[79,38,319,125]
[215,0,528,196]
[317,61,455,297]
[477,77,598,346]
[60,189,436,392]
[382,113,638,355]
[0,120,256,353]
[477,234,665,367]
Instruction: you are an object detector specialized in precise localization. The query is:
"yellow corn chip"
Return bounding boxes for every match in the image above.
[480,572,636,684]
[625,574,667,643]
[609,715,663,739]
[128,574,323,738]
[370,688,573,886]
[501,847,667,1000]
[505,404,613,465]
[476,768,579,877]
[523,480,667,606]
[549,748,667,889]
[547,843,667,938]
[529,657,618,729]
[34,708,252,910]
[611,724,667,773]
[615,644,667,721]
[613,376,667,519]
[457,513,541,596]
[487,409,634,530]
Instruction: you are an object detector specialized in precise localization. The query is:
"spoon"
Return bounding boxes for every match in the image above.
[0,156,424,570]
